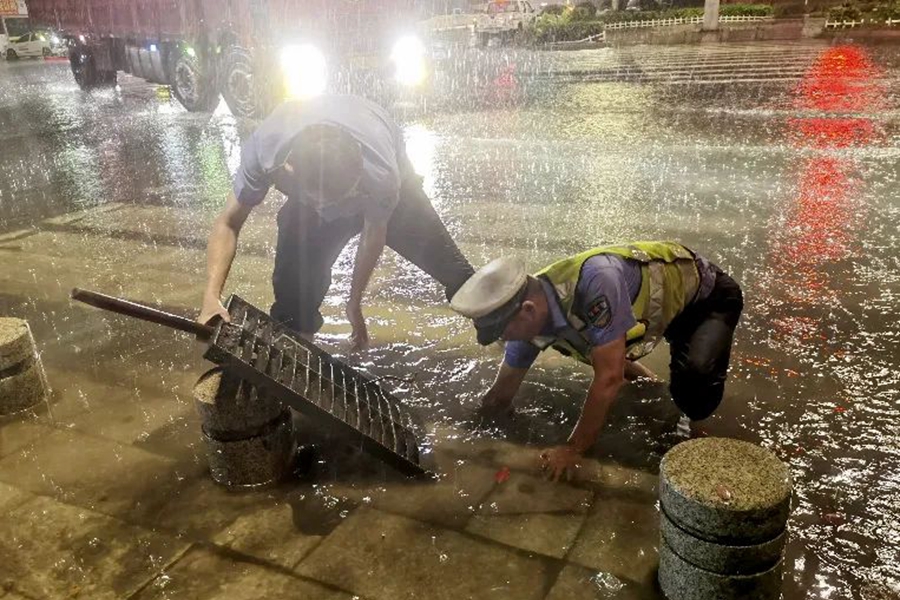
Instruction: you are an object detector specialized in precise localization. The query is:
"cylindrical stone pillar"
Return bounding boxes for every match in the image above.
[0,318,48,415]
[193,367,294,489]
[703,0,720,30]
[658,438,792,600]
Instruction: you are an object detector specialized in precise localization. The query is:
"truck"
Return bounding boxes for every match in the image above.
[25,0,434,118]
[0,0,30,56]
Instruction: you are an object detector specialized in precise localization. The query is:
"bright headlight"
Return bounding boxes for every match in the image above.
[280,43,327,99]
[390,35,427,87]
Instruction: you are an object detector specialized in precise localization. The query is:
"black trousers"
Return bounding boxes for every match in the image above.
[270,176,475,334]
[664,269,744,421]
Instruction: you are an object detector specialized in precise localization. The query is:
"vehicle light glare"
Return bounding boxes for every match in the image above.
[280,43,327,99]
[391,35,427,87]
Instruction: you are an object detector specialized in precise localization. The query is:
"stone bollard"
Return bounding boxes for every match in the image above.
[658,438,792,600]
[193,367,295,488]
[0,318,48,416]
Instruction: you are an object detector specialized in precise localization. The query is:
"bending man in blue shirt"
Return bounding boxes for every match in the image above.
[199,95,474,348]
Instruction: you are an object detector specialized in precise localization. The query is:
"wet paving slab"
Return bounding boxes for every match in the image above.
[1,41,899,599]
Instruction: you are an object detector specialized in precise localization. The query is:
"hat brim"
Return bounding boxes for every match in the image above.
[473,285,527,346]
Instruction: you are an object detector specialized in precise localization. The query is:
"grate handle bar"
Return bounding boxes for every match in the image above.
[71,288,213,340]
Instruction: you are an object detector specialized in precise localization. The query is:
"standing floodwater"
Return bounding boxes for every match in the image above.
[0,42,898,599]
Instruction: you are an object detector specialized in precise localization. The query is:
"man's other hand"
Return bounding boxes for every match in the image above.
[346,302,370,351]
[199,297,230,325]
[539,445,582,482]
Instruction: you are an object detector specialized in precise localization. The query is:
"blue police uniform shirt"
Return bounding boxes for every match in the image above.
[232,95,415,222]
[504,253,718,368]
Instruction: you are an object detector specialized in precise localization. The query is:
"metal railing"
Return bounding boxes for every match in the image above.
[603,14,772,30]
[824,17,900,28]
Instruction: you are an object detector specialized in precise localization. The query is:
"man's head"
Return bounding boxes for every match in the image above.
[287,124,363,213]
[451,257,549,345]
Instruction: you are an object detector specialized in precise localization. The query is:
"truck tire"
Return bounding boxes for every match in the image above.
[69,48,116,89]
[221,46,274,119]
[6,49,17,60]
[170,50,219,112]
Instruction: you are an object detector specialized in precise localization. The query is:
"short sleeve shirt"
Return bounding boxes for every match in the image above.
[503,252,719,369]
[504,255,640,369]
[233,95,416,222]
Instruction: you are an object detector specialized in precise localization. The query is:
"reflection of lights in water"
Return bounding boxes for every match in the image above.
[403,124,438,200]
[770,46,883,309]
[212,102,242,177]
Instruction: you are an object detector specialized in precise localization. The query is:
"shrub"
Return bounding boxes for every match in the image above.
[540,3,568,15]
[873,0,900,19]
[827,3,862,20]
[720,3,774,16]
[572,1,599,19]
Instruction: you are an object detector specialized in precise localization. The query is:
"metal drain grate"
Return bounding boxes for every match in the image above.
[204,295,429,477]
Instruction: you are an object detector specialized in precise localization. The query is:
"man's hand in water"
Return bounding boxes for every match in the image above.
[346,302,370,351]
[479,387,514,416]
[198,296,230,325]
[540,445,582,482]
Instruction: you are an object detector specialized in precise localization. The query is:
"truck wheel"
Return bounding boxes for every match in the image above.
[69,48,116,89]
[42,47,50,57]
[171,50,219,112]
[70,49,96,88]
[221,46,275,119]
[6,49,17,60]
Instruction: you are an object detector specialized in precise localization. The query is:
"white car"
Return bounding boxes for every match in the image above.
[5,31,52,59]
[474,0,537,38]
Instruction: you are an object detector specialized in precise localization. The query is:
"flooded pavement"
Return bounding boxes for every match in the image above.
[1,41,899,599]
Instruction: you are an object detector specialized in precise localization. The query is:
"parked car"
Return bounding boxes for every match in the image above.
[473,0,537,43]
[5,30,51,59]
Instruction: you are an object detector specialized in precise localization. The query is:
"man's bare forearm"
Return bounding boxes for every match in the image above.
[203,194,251,304]
[482,362,529,409]
[349,220,387,308]
[568,375,622,452]
[205,218,239,301]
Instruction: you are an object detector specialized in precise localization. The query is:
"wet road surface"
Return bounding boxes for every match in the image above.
[1,42,899,599]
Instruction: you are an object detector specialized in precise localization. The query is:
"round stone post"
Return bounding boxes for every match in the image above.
[703,0,720,30]
[658,438,792,600]
[193,367,295,489]
[0,318,48,416]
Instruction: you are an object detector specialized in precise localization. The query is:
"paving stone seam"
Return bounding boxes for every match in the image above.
[0,414,190,466]
[0,482,35,514]
[549,490,647,590]
[124,540,194,600]
[0,482,348,596]
[438,447,623,495]
[0,226,39,243]
[455,525,573,566]
[199,540,374,600]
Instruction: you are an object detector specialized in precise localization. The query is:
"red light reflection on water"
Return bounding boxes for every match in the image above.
[770,46,883,315]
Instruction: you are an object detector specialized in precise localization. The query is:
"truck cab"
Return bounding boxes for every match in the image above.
[0,15,29,57]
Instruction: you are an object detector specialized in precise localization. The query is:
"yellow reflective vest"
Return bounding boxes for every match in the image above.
[535,241,701,364]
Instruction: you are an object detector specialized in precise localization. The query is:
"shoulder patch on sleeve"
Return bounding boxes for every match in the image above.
[585,295,611,329]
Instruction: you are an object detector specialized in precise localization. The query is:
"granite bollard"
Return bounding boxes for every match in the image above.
[660,437,791,544]
[658,437,792,600]
[0,318,48,415]
[203,413,295,488]
[659,537,783,600]
[660,510,785,575]
[193,367,295,488]
[193,367,284,436]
